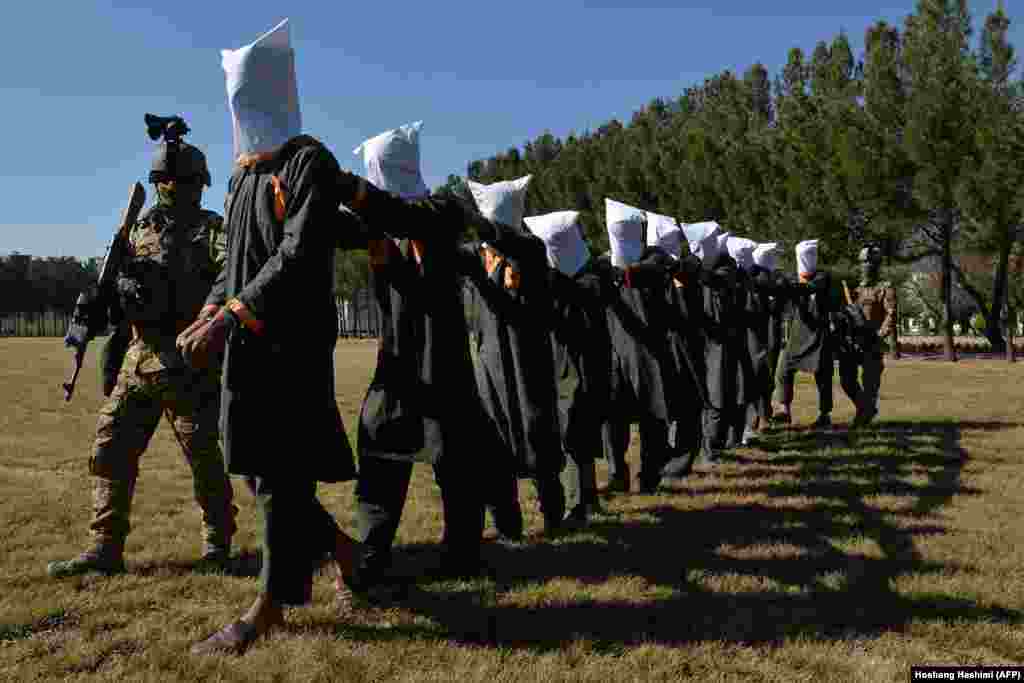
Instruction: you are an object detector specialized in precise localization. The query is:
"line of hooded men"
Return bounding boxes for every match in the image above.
[181,16,839,657]
[339,123,572,601]
[625,222,792,477]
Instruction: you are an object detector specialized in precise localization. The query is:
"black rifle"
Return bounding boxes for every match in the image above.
[62,182,146,401]
[833,279,873,357]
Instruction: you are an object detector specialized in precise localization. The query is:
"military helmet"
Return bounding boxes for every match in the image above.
[149,141,211,187]
[859,245,882,265]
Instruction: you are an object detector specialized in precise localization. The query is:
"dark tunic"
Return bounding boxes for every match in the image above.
[779,271,835,374]
[747,266,795,383]
[354,197,503,466]
[206,135,358,483]
[661,254,708,413]
[738,267,774,404]
[548,261,615,462]
[696,253,751,411]
[599,247,678,422]
[463,231,563,478]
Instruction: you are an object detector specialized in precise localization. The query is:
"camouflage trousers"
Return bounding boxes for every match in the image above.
[87,343,236,552]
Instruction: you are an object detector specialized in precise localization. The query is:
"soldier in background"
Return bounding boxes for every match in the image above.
[47,130,239,579]
[839,245,896,427]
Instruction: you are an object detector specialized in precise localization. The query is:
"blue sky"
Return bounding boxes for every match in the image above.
[1,1,1017,259]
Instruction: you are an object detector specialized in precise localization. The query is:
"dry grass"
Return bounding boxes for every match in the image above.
[2,338,1023,682]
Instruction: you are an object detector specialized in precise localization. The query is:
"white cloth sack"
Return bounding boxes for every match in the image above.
[752,242,780,271]
[221,18,301,159]
[725,236,758,271]
[715,232,732,255]
[605,198,645,267]
[682,221,723,266]
[796,239,819,274]
[467,176,531,228]
[353,121,429,200]
[645,210,682,259]
[524,211,590,277]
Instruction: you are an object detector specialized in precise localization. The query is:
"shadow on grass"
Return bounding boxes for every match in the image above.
[132,548,263,579]
[308,418,1022,649]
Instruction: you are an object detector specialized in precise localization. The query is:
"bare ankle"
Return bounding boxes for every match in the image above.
[242,594,283,631]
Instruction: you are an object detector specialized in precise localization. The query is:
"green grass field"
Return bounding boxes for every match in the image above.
[2,338,1023,682]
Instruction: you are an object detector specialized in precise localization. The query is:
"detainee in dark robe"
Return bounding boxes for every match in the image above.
[724,264,759,449]
[548,258,615,523]
[694,250,752,464]
[182,135,370,648]
[344,188,519,590]
[651,252,710,478]
[775,269,836,426]
[463,235,566,538]
[744,264,790,435]
[599,245,679,493]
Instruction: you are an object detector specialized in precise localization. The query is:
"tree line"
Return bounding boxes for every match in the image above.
[426,0,1024,358]
[9,1,1023,358]
[0,254,99,316]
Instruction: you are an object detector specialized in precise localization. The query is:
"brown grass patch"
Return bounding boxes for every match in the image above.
[1,338,1023,681]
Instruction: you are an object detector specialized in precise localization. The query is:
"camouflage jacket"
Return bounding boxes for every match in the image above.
[121,204,226,373]
[851,280,897,344]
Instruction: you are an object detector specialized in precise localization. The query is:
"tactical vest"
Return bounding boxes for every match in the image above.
[122,205,225,337]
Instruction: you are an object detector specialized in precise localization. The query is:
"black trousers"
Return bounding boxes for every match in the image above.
[702,404,746,455]
[561,453,597,511]
[668,405,701,458]
[759,346,782,420]
[777,365,834,415]
[559,415,602,510]
[354,455,483,576]
[485,464,566,536]
[248,476,340,606]
[838,349,884,415]
[602,418,669,486]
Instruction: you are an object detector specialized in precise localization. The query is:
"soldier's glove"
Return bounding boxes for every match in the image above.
[65,284,109,349]
[177,306,238,371]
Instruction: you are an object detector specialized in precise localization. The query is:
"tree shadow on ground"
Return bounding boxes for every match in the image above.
[305,418,1022,650]
[132,548,263,578]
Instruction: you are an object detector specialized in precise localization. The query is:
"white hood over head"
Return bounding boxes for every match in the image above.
[726,236,758,271]
[645,210,682,259]
[796,239,819,274]
[353,121,429,200]
[524,210,590,277]
[752,242,781,271]
[605,198,645,267]
[467,175,531,228]
[682,221,723,266]
[221,19,302,159]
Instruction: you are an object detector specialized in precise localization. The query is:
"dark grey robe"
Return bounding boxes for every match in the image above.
[206,135,358,483]
[463,231,563,478]
[779,271,835,375]
[548,262,615,462]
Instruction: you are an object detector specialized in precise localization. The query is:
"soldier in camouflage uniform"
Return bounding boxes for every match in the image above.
[47,139,239,578]
[839,245,897,428]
